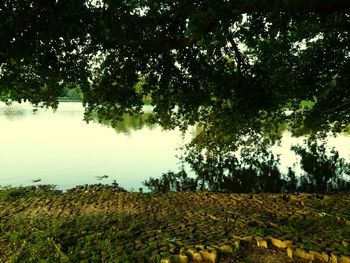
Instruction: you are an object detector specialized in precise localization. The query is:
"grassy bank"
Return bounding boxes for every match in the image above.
[0,185,349,262]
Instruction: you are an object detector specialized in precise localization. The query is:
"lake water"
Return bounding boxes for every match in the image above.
[1,102,350,191]
[0,102,193,191]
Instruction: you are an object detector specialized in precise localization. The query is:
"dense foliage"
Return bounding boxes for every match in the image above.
[1,1,349,131]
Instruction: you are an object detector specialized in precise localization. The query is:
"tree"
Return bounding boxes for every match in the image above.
[1,0,349,150]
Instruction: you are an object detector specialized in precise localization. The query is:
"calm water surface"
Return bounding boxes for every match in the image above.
[1,102,350,191]
[0,102,191,191]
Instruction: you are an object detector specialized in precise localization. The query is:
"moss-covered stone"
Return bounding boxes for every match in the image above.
[170,254,188,263]
[185,248,202,262]
[255,237,268,249]
[287,247,293,259]
[309,250,329,262]
[270,238,292,249]
[199,249,217,263]
[331,253,339,263]
[339,256,350,263]
[219,244,234,254]
[294,248,314,261]
[1,186,350,262]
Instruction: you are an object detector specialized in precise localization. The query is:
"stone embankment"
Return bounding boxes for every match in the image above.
[0,185,349,262]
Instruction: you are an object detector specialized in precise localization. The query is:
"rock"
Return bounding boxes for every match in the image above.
[219,244,234,254]
[255,237,268,249]
[269,222,280,229]
[194,245,205,250]
[339,256,350,263]
[331,253,338,263]
[232,240,240,250]
[206,246,216,251]
[287,247,293,259]
[170,254,188,263]
[43,199,51,205]
[239,235,253,242]
[175,240,184,247]
[185,248,202,262]
[270,238,292,249]
[199,250,217,263]
[309,250,329,262]
[294,248,314,261]
[208,214,219,221]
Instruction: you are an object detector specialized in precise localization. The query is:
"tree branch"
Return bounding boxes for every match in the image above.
[233,0,350,14]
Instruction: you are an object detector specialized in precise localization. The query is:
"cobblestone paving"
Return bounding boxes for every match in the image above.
[0,186,349,262]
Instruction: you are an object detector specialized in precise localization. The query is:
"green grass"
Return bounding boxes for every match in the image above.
[0,185,58,201]
[249,226,265,237]
[1,186,350,262]
[1,213,153,262]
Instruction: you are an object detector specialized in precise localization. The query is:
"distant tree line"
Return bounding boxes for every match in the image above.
[59,85,83,101]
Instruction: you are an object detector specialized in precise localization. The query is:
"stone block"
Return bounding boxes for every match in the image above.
[331,253,338,263]
[194,245,205,250]
[294,248,314,261]
[240,235,253,242]
[255,237,268,249]
[219,244,234,254]
[185,249,202,262]
[339,256,350,263]
[270,238,292,249]
[170,255,188,263]
[287,247,293,259]
[309,250,329,262]
[232,240,240,250]
[199,250,217,263]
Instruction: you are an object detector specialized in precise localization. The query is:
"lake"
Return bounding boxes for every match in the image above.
[1,102,350,191]
[0,102,193,191]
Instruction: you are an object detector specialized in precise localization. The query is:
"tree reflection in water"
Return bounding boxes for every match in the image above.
[94,112,157,135]
[1,107,25,121]
[144,136,350,194]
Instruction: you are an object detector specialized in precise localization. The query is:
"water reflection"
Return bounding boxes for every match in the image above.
[95,112,157,135]
[0,103,158,134]
[2,102,350,193]
[145,136,350,194]
[1,107,25,121]
[0,102,190,191]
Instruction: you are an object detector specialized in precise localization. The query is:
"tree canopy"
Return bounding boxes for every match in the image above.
[1,0,350,146]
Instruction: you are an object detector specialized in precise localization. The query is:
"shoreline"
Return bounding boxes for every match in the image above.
[1,185,349,262]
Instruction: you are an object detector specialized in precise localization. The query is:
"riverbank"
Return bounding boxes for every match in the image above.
[0,185,349,262]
